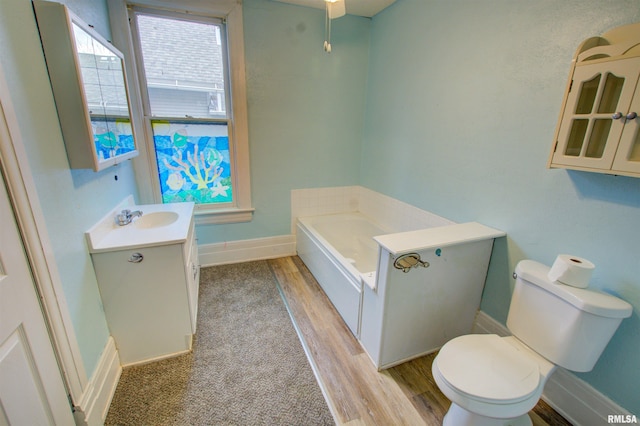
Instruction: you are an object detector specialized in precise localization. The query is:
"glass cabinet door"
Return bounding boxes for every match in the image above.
[612,73,640,174]
[552,58,639,170]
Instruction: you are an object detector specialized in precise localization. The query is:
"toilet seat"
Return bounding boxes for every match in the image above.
[436,334,541,404]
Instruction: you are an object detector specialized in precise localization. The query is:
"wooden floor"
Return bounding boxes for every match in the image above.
[267,256,571,426]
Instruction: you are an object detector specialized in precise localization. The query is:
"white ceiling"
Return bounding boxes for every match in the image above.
[271,0,396,18]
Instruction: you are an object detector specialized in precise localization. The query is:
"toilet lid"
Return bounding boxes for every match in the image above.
[436,334,540,403]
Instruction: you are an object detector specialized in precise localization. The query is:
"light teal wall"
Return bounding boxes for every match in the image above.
[2,0,638,414]
[0,0,138,376]
[195,0,371,244]
[362,0,640,413]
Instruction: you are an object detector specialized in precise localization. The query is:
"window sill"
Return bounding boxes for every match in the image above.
[194,207,254,225]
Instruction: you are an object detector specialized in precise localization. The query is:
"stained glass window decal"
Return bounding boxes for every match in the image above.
[152,121,232,205]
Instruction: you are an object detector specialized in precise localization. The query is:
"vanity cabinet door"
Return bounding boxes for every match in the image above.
[551,58,640,172]
[92,244,193,366]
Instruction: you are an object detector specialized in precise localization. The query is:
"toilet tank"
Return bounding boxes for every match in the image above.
[507,260,632,372]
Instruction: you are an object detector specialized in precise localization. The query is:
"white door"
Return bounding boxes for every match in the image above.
[0,167,75,424]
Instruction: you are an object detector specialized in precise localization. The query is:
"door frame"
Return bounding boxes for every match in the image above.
[0,62,88,407]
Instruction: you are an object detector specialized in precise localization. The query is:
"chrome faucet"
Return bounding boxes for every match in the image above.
[115,209,143,226]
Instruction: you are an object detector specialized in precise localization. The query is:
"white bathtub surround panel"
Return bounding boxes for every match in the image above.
[357,186,454,232]
[374,222,506,256]
[359,254,390,365]
[362,237,500,370]
[291,186,453,235]
[291,186,360,233]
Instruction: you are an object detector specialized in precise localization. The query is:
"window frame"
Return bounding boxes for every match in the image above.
[108,0,252,224]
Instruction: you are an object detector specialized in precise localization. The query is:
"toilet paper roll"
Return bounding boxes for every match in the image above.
[547,254,595,288]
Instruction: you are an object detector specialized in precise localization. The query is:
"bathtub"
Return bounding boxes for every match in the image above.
[296,213,387,336]
[296,210,506,369]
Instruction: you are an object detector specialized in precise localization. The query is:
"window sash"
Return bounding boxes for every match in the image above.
[133,9,231,120]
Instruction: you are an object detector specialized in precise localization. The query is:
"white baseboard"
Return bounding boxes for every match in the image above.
[473,311,632,425]
[73,337,121,426]
[198,235,296,267]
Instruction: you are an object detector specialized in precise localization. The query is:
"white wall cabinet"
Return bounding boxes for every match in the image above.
[548,23,640,177]
[91,220,199,366]
[33,1,138,171]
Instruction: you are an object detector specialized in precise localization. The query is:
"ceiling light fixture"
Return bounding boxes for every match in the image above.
[324,0,345,53]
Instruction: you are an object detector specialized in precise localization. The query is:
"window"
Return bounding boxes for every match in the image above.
[126,4,252,223]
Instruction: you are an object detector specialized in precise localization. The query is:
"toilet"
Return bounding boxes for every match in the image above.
[432,259,632,426]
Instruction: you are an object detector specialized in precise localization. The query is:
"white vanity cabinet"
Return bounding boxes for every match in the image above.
[548,23,640,177]
[88,202,199,366]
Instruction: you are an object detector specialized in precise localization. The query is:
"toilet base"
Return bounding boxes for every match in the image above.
[443,403,532,426]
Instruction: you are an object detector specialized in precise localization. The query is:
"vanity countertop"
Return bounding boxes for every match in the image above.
[86,198,195,253]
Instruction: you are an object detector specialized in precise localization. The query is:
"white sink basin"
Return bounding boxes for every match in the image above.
[85,198,195,253]
[134,211,179,229]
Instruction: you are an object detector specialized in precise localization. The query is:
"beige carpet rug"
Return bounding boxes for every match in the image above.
[105,261,334,425]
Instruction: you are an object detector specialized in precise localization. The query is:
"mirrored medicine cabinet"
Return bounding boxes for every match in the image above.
[33,0,138,172]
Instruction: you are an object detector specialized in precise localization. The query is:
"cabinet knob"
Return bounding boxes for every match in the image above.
[626,112,638,120]
[128,252,144,263]
[612,112,623,120]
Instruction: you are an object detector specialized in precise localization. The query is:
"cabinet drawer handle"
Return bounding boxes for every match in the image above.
[626,112,637,120]
[612,112,623,120]
[128,252,144,263]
